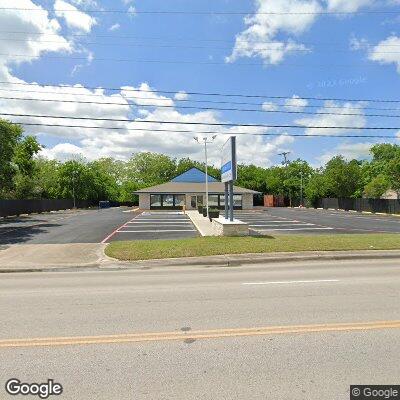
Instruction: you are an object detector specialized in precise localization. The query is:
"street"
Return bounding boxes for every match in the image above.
[1,259,400,399]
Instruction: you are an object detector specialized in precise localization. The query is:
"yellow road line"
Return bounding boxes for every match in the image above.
[1,320,400,348]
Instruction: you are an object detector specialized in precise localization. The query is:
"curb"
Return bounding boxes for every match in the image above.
[2,250,400,273]
[99,250,400,269]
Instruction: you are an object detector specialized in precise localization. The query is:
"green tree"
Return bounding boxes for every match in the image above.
[127,152,177,187]
[323,156,363,198]
[363,174,391,198]
[0,119,23,196]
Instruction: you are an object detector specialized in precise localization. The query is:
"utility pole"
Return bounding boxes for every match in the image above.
[72,170,77,209]
[278,152,291,207]
[300,171,303,207]
[194,135,217,217]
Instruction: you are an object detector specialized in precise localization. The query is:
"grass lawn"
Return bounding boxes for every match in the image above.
[105,234,400,261]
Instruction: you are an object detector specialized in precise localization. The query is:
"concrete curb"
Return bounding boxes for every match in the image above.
[101,250,400,270]
[2,249,400,273]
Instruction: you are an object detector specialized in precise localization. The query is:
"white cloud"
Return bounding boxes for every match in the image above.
[226,0,321,65]
[325,0,375,12]
[0,0,72,75]
[284,95,308,110]
[108,23,121,31]
[317,142,373,165]
[40,143,84,161]
[174,91,189,101]
[295,101,366,135]
[54,0,97,32]
[0,1,294,167]
[262,101,279,111]
[368,35,400,73]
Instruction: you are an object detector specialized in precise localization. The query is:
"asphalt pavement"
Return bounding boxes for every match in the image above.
[0,208,138,245]
[1,259,399,399]
[105,211,199,242]
[237,207,400,234]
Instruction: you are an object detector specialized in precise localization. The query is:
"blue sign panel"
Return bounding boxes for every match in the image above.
[221,137,237,183]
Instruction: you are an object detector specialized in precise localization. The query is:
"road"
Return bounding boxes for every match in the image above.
[239,207,400,235]
[1,259,399,399]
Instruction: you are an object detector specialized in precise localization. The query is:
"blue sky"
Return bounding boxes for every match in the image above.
[1,0,400,167]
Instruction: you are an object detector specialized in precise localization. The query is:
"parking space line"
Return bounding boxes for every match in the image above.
[117,229,196,233]
[101,212,142,243]
[256,227,334,231]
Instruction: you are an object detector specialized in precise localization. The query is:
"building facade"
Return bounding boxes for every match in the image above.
[135,167,259,210]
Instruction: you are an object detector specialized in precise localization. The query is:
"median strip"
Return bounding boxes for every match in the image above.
[1,320,400,348]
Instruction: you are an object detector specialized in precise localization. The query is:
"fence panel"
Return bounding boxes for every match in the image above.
[0,199,97,218]
[320,198,400,214]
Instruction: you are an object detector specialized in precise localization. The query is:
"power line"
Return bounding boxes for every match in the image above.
[11,121,400,139]
[0,31,399,48]
[1,37,399,54]
[0,96,398,118]
[0,52,379,68]
[1,81,399,104]
[0,7,397,15]
[2,87,400,112]
[2,112,399,130]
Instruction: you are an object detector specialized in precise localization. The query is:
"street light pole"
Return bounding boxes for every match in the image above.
[300,171,303,207]
[194,136,216,218]
[278,151,291,207]
[72,170,77,209]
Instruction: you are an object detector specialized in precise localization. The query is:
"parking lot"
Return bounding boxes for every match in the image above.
[104,211,199,242]
[236,208,400,235]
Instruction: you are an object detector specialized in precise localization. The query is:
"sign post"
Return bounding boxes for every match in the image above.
[221,137,237,222]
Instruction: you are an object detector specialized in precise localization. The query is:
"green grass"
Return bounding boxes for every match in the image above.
[105,234,400,261]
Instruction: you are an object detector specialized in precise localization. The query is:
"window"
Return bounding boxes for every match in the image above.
[174,195,185,207]
[191,196,197,208]
[208,195,219,207]
[150,195,161,207]
[163,195,174,207]
[233,195,242,207]
[220,195,226,207]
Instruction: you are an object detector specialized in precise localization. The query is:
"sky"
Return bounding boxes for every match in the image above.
[1,0,400,168]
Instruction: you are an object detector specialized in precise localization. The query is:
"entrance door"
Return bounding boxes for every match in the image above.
[190,195,203,209]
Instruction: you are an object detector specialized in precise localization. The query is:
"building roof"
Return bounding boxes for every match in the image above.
[134,182,260,194]
[171,167,218,183]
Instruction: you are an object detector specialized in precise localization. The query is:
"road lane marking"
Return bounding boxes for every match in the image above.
[242,279,339,285]
[1,320,400,348]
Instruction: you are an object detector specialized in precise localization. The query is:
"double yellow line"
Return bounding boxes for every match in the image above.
[1,320,399,348]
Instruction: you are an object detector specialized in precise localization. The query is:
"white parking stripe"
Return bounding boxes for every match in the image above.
[256,227,334,231]
[126,221,192,224]
[250,223,315,227]
[117,229,196,233]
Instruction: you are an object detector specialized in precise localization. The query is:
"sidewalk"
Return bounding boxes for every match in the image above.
[0,243,105,272]
[186,210,217,236]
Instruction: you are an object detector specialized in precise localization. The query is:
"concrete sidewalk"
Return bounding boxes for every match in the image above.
[186,210,217,236]
[0,243,105,272]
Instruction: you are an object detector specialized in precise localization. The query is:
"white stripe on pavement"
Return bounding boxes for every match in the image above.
[242,279,339,285]
[256,227,334,231]
[116,229,196,233]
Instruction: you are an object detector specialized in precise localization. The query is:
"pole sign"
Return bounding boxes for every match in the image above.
[221,136,237,183]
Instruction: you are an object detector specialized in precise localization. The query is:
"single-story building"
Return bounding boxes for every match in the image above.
[134,167,259,210]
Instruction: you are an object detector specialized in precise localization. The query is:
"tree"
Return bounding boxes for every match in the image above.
[363,174,391,198]
[323,156,363,198]
[127,152,177,187]
[0,119,23,196]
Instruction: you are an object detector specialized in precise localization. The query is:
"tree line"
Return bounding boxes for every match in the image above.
[1,119,400,204]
